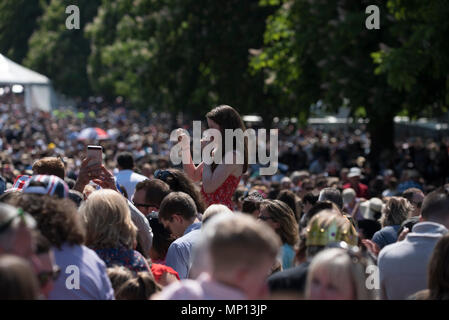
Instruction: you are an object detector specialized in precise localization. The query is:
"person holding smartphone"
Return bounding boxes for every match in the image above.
[178,105,248,210]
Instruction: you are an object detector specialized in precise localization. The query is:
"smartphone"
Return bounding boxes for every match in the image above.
[86,145,103,168]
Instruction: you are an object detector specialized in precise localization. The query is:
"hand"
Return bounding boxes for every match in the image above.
[176,129,190,152]
[92,166,118,192]
[361,239,380,257]
[397,227,410,242]
[73,158,102,193]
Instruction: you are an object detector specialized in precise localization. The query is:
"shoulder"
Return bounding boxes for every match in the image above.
[153,279,203,300]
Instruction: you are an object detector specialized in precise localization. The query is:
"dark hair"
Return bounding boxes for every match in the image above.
[32,157,65,179]
[300,201,337,231]
[36,233,52,254]
[319,187,343,210]
[241,192,263,215]
[135,179,170,207]
[427,234,449,299]
[357,219,381,240]
[148,218,173,261]
[402,188,424,204]
[7,193,85,248]
[117,152,134,170]
[156,169,205,213]
[421,187,449,225]
[277,190,298,221]
[303,192,318,206]
[159,192,197,221]
[115,272,161,300]
[206,105,248,173]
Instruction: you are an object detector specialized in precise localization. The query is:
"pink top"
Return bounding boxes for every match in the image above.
[201,174,241,210]
[153,273,246,300]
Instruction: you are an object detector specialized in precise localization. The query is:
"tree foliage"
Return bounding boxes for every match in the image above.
[0,0,44,63]
[86,0,275,116]
[25,0,101,98]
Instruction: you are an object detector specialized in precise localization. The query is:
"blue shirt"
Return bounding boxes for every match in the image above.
[372,225,401,249]
[281,243,296,270]
[49,243,114,300]
[165,222,202,279]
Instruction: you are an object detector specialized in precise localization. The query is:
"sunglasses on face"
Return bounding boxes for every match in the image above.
[132,201,158,209]
[37,266,61,287]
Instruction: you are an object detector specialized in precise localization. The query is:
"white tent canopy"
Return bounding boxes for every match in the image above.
[0,53,55,111]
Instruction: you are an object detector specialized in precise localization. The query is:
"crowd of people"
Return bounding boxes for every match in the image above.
[1,101,449,300]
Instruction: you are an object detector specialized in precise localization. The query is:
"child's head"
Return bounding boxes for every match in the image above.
[206,214,281,299]
[107,266,134,292]
[115,271,161,300]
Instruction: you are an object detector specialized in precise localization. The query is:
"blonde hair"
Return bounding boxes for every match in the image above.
[380,196,413,227]
[202,204,233,225]
[305,248,377,300]
[207,214,281,274]
[80,189,137,249]
[260,199,299,246]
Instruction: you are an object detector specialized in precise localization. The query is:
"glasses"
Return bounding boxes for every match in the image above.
[37,266,61,287]
[132,201,158,209]
[154,169,174,182]
[0,207,36,234]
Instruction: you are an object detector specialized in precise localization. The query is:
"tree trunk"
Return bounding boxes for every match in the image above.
[367,109,395,172]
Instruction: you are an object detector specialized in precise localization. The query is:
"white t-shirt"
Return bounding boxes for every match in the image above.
[114,169,148,200]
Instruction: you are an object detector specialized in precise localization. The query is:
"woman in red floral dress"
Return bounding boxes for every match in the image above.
[179,105,248,210]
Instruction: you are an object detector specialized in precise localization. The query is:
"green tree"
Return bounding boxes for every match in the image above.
[372,0,449,118]
[0,0,44,63]
[86,0,275,118]
[25,0,101,98]
[252,0,406,159]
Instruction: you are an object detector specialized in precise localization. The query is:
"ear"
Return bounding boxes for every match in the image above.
[172,214,183,224]
[419,215,424,222]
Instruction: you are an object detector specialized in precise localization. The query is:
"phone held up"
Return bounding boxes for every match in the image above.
[86,145,103,169]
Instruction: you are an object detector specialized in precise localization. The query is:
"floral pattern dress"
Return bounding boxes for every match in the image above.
[201,174,241,210]
[95,246,150,273]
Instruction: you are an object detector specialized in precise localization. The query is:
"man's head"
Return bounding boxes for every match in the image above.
[116,152,134,170]
[318,187,343,210]
[32,157,65,180]
[402,188,425,217]
[158,192,198,238]
[347,167,361,185]
[421,187,449,228]
[205,214,281,299]
[133,179,170,216]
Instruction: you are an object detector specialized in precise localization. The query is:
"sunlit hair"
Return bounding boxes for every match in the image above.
[202,204,233,226]
[380,196,412,227]
[260,199,299,246]
[207,214,281,275]
[80,189,137,250]
[206,105,248,173]
[305,248,377,300]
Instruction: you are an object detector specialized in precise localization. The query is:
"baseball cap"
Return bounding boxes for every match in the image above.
[23,175,69,199]
[347,167,361,178]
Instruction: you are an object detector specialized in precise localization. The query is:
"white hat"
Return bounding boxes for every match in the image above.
[347,167,362,178]
[342,188,356,204]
